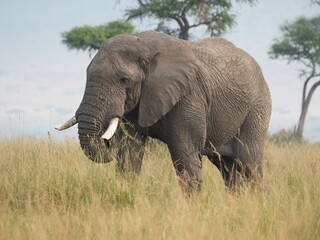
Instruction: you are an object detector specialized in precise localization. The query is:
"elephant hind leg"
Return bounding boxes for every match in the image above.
[232,107,270,189]
[209,155,250,190]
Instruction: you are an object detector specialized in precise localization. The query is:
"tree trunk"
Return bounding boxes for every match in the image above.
[301,75,314,111]
[295,80,320,137]
[179,27,189,40]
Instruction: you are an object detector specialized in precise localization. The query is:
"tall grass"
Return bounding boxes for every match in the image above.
[0,137,319,239]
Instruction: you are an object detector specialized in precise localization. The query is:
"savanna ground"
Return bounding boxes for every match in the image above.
[0,135,320,240]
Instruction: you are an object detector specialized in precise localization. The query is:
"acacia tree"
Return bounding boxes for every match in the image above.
[125,0,256,40]
[269,16,320,138]
[61,20,135,55]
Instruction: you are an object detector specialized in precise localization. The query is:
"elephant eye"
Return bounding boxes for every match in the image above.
[120,77,128,85]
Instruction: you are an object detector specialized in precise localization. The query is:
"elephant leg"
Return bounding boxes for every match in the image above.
[233,137,264,187]
[166,128,205,194]
[233,108,269,189]
[164,101,206,194]
[168,144,203,195]
[209,155,247,190]
[116,122,146,175]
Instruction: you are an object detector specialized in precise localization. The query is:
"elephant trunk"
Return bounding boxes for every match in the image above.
[75,76,125,163]
[77,112,114,163]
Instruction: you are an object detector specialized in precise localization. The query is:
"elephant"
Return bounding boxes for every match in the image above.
[56,30,272,193]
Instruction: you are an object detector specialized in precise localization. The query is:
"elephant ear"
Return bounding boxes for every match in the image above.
[138,47,197,127]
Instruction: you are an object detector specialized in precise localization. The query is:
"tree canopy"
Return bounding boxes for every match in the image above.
[125,0,256,40]
[61,20,135,55]
[269,16,320,72]
[269,15,320,137]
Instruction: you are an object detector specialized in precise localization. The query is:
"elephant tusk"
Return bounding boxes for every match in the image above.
[101,117,120,140]
[55,116,77,131]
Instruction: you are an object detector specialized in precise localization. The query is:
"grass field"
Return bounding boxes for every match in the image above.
[0,137,320,240]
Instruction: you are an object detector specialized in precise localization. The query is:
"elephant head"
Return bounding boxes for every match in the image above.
[56,31,197,162]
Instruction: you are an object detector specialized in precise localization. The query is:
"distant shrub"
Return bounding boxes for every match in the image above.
[268,129,305,145]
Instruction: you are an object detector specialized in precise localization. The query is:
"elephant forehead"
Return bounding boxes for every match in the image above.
[88,55,142,81]
[102,34,139,49]
[106,53,144,78]
[88,60,114,77]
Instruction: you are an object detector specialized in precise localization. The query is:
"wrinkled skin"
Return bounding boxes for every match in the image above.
[73,31,271,193]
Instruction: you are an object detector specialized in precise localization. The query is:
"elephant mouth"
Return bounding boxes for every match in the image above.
[83,117,120,162]
[104,138,111,148]
[55,115,121,163]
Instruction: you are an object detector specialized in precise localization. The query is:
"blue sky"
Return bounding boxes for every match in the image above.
[0,0,319,141]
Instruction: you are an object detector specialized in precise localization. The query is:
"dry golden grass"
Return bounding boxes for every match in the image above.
[0,137,320,240]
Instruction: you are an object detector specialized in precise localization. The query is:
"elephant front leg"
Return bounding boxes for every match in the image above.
[116,122,146,175]
[168,144,203,194]
[163,102,206,194]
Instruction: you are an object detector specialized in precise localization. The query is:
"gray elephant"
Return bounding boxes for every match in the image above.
[56,30,271,193]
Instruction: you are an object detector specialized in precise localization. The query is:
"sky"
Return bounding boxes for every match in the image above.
[0,0,319,141]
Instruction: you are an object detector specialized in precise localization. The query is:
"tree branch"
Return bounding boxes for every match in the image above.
[302,60,316,109]
[296,79,320,137]
[190,21,210,28]
[313,73,320,78]
[180,8,190,29]
[137,0,145,7]
[169,14,185,29]
[299,58,313,69]
[302,75,315,110]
